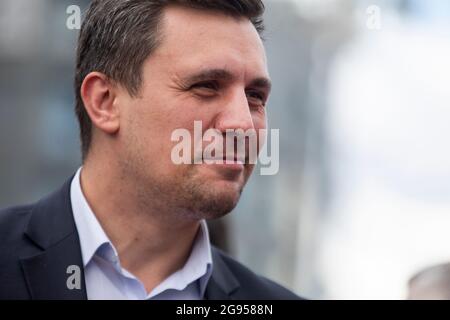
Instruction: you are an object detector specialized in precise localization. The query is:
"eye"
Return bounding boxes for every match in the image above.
[191,81,219,91]
[246,90,266,106]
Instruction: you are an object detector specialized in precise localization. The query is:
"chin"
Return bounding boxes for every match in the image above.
[189,182,243,220]
[170,165,250,219]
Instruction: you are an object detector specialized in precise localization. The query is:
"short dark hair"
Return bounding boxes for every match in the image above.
[75,0,265,160]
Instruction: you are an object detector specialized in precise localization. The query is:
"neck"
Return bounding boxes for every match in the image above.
[79,160,201,293]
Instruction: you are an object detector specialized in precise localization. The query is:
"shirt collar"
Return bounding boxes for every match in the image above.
[70,167,213,297]
[70,168,112,266]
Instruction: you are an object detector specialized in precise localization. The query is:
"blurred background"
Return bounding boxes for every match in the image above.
[1,0,450,299]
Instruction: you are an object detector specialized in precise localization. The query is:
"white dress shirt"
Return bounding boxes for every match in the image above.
[70,168,213,300]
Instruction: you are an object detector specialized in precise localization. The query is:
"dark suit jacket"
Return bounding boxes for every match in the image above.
[0,177,301,300]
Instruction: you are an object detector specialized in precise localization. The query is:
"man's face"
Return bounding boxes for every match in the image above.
[117,6,271,219]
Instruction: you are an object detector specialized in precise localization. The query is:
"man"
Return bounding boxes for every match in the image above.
[0,0,300,300]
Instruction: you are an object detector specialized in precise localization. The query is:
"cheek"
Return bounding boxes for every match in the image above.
[120,108,169,169]
[251,108,267,126]
[253,113,267,135]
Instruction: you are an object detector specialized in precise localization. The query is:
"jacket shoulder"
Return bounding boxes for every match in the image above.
[212,246,303,300]
[0,204,37,299]
[0,204,34,246]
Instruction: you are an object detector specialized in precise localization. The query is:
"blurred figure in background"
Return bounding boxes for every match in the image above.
[408,263,450,300]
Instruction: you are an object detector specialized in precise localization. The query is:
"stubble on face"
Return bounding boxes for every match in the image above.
[175,162,255,220]
[119,133,254,221]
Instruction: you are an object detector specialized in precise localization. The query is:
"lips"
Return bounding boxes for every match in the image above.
[223,156,246,164]
[202,153,247,164]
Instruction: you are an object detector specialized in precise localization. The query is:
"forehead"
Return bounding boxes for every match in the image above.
[152,5,268,79]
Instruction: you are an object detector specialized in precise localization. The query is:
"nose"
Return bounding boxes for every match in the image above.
[213,90,255,133]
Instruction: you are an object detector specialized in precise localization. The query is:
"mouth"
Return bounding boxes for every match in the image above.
[200,154,247,173]
[203,154,248,165]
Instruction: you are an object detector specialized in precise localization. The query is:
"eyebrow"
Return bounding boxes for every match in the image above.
[250,77,272,93]
[183,68,272,92]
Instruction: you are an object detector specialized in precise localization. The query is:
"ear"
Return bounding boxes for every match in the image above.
[80,72,120,135]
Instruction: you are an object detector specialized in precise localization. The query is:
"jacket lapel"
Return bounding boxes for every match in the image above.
[204,247,240,300]
[20,176,88,300]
